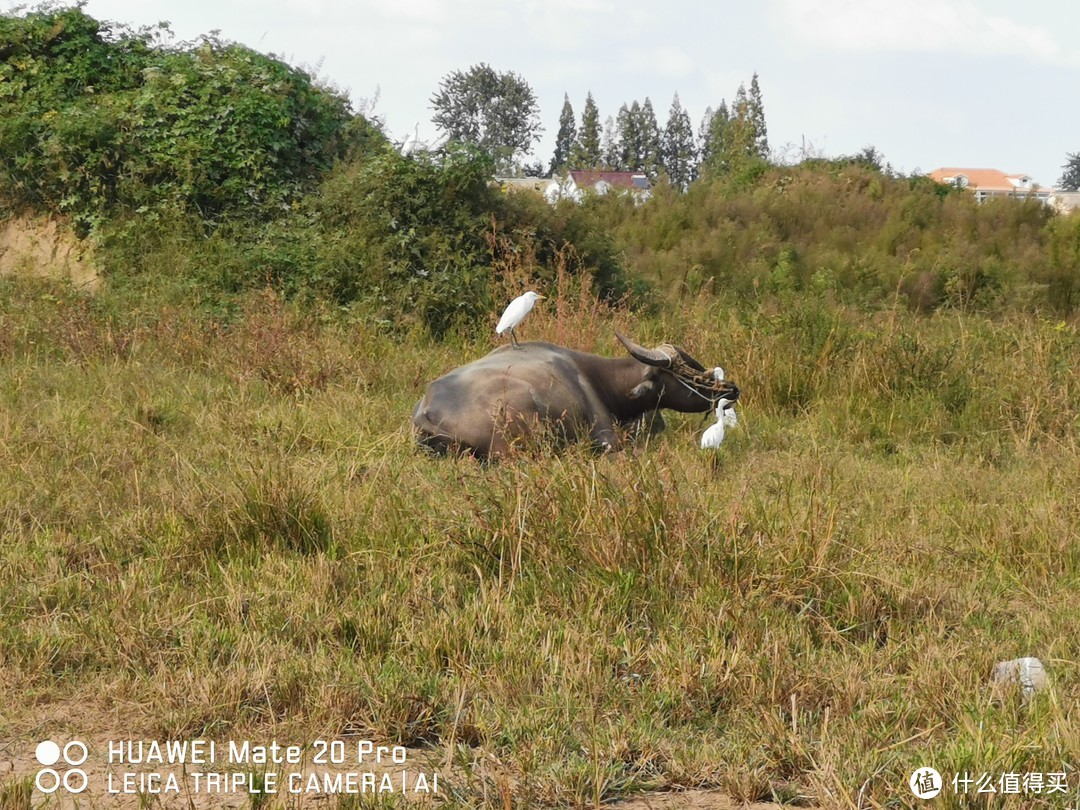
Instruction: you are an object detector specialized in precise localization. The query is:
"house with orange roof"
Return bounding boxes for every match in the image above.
[928,168,1052,204]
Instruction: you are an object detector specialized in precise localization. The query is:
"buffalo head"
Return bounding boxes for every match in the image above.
[615,332,740,413]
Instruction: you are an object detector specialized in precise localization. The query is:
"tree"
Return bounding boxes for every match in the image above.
[701,74,769,178]
[701,101,732,175]
[663,93,695,190]
[637,97,664,181]
[729,83,755,162]
[852,145,887,173]
[747,72,769,159]
[697,106,714,169]
[1058,152,1080,191]
[430,63,541,174]
[550,93,576,175]
[615,102,640,171]
[601,115,618,170]
[571,91,602,169]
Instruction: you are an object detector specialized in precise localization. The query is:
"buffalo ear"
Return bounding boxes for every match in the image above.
[629,380,657,399]
[672,346,707,372]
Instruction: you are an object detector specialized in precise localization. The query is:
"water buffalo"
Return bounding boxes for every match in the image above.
[412,332,739,458]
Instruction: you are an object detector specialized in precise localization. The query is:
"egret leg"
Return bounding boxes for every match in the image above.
[510,328,520,349]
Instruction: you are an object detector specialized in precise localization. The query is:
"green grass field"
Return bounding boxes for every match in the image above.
[2,276,1079,808]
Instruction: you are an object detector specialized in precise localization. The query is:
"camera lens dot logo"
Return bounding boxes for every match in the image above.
[35,740,61,766]
[34,740,89,794]
[64,741,88,766]
[35,769,61,794]
[64,769,89,793]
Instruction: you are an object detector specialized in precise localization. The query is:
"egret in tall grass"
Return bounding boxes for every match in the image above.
[496,291,545,349]
[701,396,738,450]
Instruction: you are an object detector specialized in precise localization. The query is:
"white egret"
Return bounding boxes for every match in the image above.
[399,123,420,156]
[496,291,545,349]
[701,396,738,450]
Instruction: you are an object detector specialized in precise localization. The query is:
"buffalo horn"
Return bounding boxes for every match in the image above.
[615,331,674,367]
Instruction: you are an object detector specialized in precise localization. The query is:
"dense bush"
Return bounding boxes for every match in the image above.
[603,160,1073,315]
[98,144,630,336]
[257,144,503,335]
[0,7,628,335]
[0,6,368,231]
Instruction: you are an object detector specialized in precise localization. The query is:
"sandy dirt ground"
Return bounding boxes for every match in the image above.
[0,215,99,292]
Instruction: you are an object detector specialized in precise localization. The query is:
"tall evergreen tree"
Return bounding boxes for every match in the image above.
[697,105,715,169]
[663,92,695,190]
[747,72,769,159]
[702,100,733,175]
[601,115,618,170]
[550,93,576,175]
[638,97,664,180]
[699,75,769,179]
[615,102,640,171]
[571,91,602,169]
[729,82,754,161]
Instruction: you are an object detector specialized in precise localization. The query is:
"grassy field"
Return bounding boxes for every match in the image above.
[2,275,1080,808]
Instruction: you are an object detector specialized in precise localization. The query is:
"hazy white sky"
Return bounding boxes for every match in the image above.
[12,0,1080,186]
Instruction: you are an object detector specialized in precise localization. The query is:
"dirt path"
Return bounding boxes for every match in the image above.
[609,792,787,809]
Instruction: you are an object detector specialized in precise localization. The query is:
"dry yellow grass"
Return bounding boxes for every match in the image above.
[2,277,1079,808]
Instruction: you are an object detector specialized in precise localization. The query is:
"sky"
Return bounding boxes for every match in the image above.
[11,0,1080,187]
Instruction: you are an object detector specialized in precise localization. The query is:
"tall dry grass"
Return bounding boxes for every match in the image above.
[2,275,1080,808]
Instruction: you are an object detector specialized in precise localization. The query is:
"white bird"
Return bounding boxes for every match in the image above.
[701,396,738,450]
[496,291,545,349]
[400,123,420,156]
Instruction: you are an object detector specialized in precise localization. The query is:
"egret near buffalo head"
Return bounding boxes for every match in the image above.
[496,291,545,349]
[701,396,738,450]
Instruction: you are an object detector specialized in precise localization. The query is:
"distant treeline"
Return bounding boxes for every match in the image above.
[546,77,768,190]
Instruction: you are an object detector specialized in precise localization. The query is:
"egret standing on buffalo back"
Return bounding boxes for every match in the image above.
[496,291,545,349]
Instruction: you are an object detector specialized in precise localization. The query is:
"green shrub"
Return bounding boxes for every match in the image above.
[601,160,1071,315]
[97,144,630,337]
[0,6,366,231]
